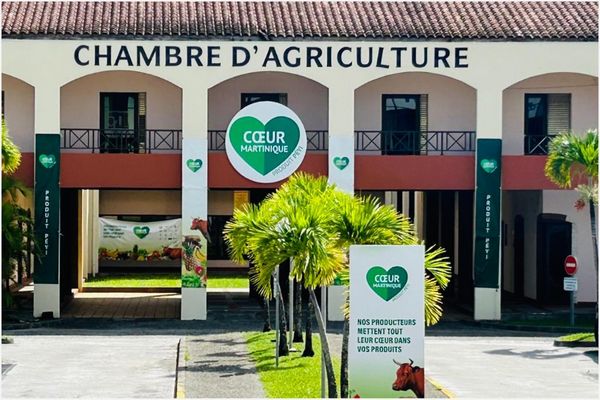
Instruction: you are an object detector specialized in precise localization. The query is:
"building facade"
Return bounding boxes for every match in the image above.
[2,1,598,320]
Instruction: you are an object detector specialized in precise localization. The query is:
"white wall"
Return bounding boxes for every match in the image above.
[543,190,597,303]
[207,72,328,131]
[503,73,598,155]
[2,74,35,151]
[60,71,182,130]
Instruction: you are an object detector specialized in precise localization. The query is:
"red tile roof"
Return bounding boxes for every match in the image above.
[1,1,597,41]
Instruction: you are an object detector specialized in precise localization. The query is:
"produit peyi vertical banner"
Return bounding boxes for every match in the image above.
[473,138,502,287]
[349,245,425,398]
[34,134,61,284]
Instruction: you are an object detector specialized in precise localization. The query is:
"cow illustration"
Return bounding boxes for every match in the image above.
[190,218,210,242]
[392,359,424,398]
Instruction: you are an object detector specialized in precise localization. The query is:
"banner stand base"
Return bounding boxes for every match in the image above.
[181,287,207,320]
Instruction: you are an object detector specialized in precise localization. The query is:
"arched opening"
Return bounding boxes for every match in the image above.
[354,72,477,309]
[355,71,476,156]
[59,71,184,318]
[60,70,182,154]
[502,72,598,155]
[207,71,329,300]
[2,74,35,154]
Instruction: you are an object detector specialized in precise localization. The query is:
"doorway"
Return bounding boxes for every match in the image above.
[99,92,141,153]
[381,94,420,155]
[536,213,572,305]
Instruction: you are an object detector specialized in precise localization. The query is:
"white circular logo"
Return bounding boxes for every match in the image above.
[225,101,307,183]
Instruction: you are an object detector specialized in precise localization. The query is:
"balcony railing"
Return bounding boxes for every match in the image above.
[208,130,328,151]
[60,128,182,153]
[524,135,556,155]
[355,130,476,155]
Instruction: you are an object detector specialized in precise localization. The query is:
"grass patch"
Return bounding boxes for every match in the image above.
[558,332,595,343]
[245,331,340,398]
[208,274,249,289]
[83,273,180,288]
[83,273,249,289]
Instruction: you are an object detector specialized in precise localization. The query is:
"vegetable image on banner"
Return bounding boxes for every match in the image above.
[182,218,209,288]
[349,245,425,398]
[98,218,181,263]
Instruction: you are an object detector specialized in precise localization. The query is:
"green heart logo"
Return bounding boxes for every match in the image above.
[186,159,203,172]
[480,159,498,174]
[39,154,56,169]
[133,226,150,239]
[333,157,349,170]
[366,266,409,301]
[228,116,300,175]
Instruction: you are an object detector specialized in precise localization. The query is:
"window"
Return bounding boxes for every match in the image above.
[241,93,288,108]
[381,94,428,155]
[525,93,571,154]
[99,92,146,153]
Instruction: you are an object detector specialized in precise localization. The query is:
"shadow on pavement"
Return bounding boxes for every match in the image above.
[582,350,598,364]
[484,348,584,360]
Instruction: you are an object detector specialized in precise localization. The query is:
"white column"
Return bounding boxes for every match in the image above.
[326,85,355,321]
[181,84,209,320]
[474,87,503,320]
[91,190,100,276]
[328,85,355,194]
[33,83,61,318]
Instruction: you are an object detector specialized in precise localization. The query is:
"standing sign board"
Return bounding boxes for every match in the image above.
[563,277,578,291]
[474,138,502,287]
[349,245,425,398]
[34,134,61,284]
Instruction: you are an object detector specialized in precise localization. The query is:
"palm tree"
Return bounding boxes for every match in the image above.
[2,118,21,174]
[332,195,451,397]
[544,130,598,343]
[225,173,453,397]
[224,174,345,397]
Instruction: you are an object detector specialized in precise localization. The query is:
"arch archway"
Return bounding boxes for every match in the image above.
[502,72,598,155]
[355,72,476,155]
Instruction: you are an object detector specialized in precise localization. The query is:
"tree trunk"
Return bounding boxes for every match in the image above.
[262,297,272,332]
[275,280,289,356]
[293,280,303,342]
[340,316,350,398]
[302,288,315,357]
[589,202,599,345]
[309,288,338,398]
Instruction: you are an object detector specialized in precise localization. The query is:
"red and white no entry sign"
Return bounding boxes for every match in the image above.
[564,255,578,276]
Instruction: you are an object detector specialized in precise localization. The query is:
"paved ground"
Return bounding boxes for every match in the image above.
[62,292,181,319]
[182,333,265,398]
[1,335,180,398]
[426,333,598,398]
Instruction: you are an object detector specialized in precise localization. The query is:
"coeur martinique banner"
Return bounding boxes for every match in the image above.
[34,134,61,284]
[474,138,502,288]
[98,218,181,263]
[349,245,425,398]
[225,101,307,183]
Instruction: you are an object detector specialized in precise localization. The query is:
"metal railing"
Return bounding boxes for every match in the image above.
[355,130,476,155]
[60,128,182,153]
[208,130,328,151]
[524,135,556,155]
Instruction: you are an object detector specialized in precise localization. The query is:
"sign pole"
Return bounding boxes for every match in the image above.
[570,291,575,326]
[275,267,280,368]
[321,286,327,398]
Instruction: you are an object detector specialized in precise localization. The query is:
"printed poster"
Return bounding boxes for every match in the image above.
[349,245,425,398]
[98,218,181,263]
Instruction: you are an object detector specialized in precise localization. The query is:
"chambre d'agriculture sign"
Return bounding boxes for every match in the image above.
[349,245,425,399]
[225,101,307,183]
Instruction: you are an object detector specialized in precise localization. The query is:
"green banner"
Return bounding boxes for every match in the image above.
[474,138,501,288]
[34,134,60,284]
